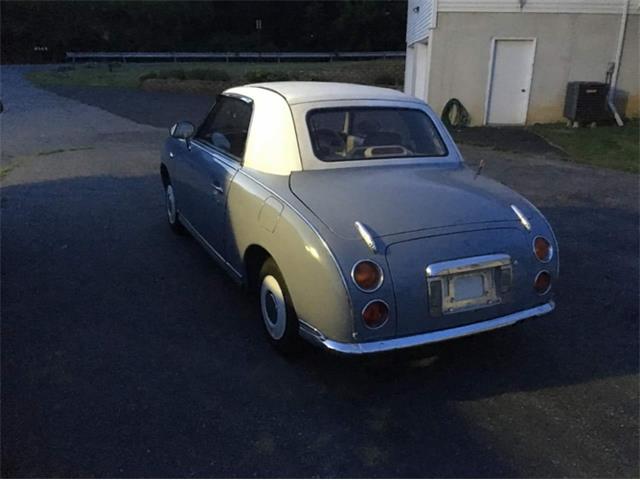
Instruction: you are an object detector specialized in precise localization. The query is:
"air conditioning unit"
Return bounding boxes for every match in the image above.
[564,82,610,125]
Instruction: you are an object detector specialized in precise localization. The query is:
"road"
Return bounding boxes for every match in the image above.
[1,66,638,477]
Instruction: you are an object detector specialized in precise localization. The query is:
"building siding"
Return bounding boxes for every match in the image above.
[438,0,640,14]
[406,0,436,44]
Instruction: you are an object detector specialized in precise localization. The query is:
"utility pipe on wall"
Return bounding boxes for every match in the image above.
[608,0,629,127]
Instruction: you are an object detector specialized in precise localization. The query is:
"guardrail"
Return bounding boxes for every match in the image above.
[66,51,405,63]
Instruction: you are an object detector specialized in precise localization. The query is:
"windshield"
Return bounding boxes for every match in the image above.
[307,107,448,162]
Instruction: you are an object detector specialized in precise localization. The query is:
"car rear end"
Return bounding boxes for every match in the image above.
[316,217,557,354]
[384,221,557,339]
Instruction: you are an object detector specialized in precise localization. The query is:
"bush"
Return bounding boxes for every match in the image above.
[373,73,401,85]
[138,71,158,82]
[184,68,230,81]
[140,68,230,84]
[152,69,186,80]
[244,70,294,83]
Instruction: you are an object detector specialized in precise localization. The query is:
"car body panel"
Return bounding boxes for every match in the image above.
[289,163,536,239]
[224,168,356,342]
[179,140,240,253]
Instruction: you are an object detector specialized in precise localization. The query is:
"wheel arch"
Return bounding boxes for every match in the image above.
[160,163,170,186]
[244,244,272,292]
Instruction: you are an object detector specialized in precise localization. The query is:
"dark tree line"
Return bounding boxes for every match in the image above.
[1,1,408,63]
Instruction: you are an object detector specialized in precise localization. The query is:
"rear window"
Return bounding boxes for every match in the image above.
[307,107,448,162]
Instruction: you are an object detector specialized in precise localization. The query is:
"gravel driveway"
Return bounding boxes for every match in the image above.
[2,66,638,477]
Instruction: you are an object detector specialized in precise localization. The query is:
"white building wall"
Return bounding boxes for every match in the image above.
[404,45,416,95]
[413,42,431,100]
[424,12,639,124]
[404,0,640,123]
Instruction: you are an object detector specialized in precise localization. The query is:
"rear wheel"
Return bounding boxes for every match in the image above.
[165,183,186,235]
[258,258,301,353]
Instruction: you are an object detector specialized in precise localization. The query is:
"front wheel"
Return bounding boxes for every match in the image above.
[258,258,301,354]
[165,183,186,235]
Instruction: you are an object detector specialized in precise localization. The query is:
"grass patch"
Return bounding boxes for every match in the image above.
[37,146,94,156]
[530,120,639,173]
[0,157,26,179]
[0,164,16,179]
[26,60,405,90]
[244,69,296,83]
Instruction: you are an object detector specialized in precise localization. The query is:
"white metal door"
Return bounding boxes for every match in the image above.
[485,39,536,125]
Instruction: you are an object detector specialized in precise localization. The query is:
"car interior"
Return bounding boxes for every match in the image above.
[309,108,447,161]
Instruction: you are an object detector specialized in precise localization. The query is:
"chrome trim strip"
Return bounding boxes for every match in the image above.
[191,140,241,169]
[354,221,379,254]
[305,301,555,355]
[298,319,327,342]
[534,270,552,295]
[178,212,243,280]
[511,204,531,231]
[221,92,254,104]
[532,235,554,263]
[350,259,384,293]
[426,253,510,277]
[361,299,390,330]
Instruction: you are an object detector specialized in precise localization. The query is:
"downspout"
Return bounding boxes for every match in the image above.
[608,0,629,127]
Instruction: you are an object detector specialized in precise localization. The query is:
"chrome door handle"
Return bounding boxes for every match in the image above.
[211,183,224,195]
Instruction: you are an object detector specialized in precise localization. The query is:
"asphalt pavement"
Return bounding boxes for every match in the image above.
[1,66,638,478]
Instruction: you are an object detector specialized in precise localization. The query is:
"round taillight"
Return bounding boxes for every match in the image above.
[351,260,383,292]
[362,300,389,329]
[533,236,553,262]
[534,271,552,294]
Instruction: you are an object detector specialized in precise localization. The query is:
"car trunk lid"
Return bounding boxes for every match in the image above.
[289,164,522,238]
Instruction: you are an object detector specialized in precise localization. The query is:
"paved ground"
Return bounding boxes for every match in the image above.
[2,66,639,478]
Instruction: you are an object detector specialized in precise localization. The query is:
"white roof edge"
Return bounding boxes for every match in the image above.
[237,82,418,106]
[436,0,640,15]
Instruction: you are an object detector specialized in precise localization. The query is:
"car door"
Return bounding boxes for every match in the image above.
[177,94,253,257]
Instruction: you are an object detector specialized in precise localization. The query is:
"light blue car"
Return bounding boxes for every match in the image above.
[161,82,558,354]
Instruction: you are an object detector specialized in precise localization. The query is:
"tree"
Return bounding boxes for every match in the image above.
[1,0,408,63]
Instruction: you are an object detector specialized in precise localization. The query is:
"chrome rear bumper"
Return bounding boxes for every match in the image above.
[299,301,555,355]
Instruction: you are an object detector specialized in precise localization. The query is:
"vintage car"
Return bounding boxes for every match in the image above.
[161,82,558,354]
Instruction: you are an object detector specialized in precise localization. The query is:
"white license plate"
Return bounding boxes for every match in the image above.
[439,269,499,314]
[453,274,485,300]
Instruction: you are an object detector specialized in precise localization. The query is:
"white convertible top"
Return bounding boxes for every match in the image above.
[245,82,418,105]
[223,83,453,175]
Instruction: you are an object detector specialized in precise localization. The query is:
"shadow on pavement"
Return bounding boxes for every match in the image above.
[1,174,638,477]
[449,126,566,157]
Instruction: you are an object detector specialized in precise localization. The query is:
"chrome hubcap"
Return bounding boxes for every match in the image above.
[166,184,176,224]
[260,275,286,340]
[265,292,278,325]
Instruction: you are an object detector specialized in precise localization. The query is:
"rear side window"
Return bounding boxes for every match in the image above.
[307,107,448,162]
[196,96,252,159]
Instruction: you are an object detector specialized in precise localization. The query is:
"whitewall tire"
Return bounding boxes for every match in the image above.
[165,183,185,235]
[260,275,287,341]
[258,258,300,353]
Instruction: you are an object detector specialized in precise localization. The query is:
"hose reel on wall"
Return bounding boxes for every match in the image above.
[441,98,470,128]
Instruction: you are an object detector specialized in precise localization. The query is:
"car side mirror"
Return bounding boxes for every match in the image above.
[170,121,195,147]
